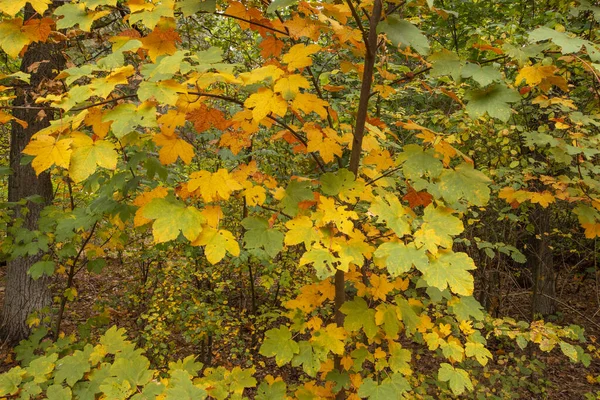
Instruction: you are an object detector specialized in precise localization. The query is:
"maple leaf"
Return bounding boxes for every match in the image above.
[438,163,491,206]
[142,198,205,243]
[285,216,320,248]
[464,84,521,122]
[274,74,310,100]
[369,193,410,237]
[140,25,181,62]
[403,186,433,208]
[259,327,299,366]
[0,0,50,16]
[186,104,229,133]
[317,197,357,235]
[191,227,240,264]
[414,205,464,252]
[241,217,283,257]
[438,364,473,396]
[22,17,53,42]
[305,124,342,163]
[84,108,111,139]
[22,135,72,175]
[292,93,329,118]
[529,191,555,208]
[339,297,378,339]
[310,324,346,355]
[284,15,320,40]
[239,65,284,85]
[153,133,195,165]
[188,169,244,202]
[69,133,118,183]
[300,247,348,279]
[260,35,285,58]
[242,183,266,206]
[421,251,475,296]
[282,43,321,71]
[157,109,186,137]
[369,274,394,301]
[55,3,109,32]
[244,88,287,122]
[133,187,169,227]
[0,19,31,58]
[374,241,429,277]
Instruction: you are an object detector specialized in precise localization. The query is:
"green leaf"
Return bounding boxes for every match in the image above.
[416,205,464,250]
[438,163,491,206]
[438,363,473,396]
[55,3,103,31]
[388,343,411,374]
[464,84,521,122]
[340,297,378,339]
[110,352,154,388]
[291,341,321,377]
[465,341,493,366]
[460,63,503,86]
[27,260,55,280]
[280,181,313,216]
[299,247,342,279]
[396,297,419,334]
[178,0,216,15]
[101,103,158,138]
[256,380,287,400]
[450,296,484,321]
[529,27,586,54]
[374,242,428,276]
[164,370,207,400]
[54,349,91,386]
[369,193,410,237]
[320,169,356,196]
[429,49,462,79]
[267,0,296,13]
[0,367,24,396]
[241,217,284,257]
[143,198,205,243]
[421,252,475,296]
[358,374,409,399]
[47,384,72,400]
[377,16,430,55]
[168,355,203,375]
[259,327,299,366]
[397,144,443,180]
[27,353,58,383]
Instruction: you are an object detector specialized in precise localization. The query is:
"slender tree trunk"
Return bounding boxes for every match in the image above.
[530,207,556,319]
[1,7,65,343]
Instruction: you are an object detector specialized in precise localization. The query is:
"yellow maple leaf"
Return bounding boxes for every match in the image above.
[369,274,394,301]
[188,168,244,202]
[242,182,266,206]
[69,132,118,183]
[244,88,287,122]
[191,227,240,264]
[0,18,31,58]
[316,196,357,235]
[515,65,557,86]
[282,43,321,71]
[239,65,285,85]
[22,135,72,175]
[0,0,50,16]
[285,216,320,248]
[201,205,223,228]
[84,108,111,139]
[305,124,342,163]
[292,93,329,118]
[529,191,555,208]
[153,133,194,165]
[274,74,310,100]
[158,109,186,136]
[582,223,600,239]
[133,187,169,227]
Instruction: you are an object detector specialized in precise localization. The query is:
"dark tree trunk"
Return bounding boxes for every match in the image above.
[530,207,556,319]
[1,7,65,343]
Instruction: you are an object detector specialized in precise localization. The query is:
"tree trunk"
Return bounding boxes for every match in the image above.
[1,7,65,343]
[530,207,556,319]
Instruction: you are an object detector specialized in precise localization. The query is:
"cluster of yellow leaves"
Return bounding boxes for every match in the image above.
[499,187,556,208]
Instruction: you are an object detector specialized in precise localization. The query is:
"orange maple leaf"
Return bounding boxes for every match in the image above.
[153,133,194,165]
[140,26,181,62]
[186,104,230,133]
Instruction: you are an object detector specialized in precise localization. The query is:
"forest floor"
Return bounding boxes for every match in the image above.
[0,262,599,399]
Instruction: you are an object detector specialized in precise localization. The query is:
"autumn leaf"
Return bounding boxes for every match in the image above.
[186,104,230,133]
[292,93,329,118]
[22,135,72,175]
[285,216,320,248]
[153,133,195,165]
[188,169,244,203]
[69,132,118,183]
[142,198,205,243]
[260,35,285,58]
[0,0,49,15]
[244,88,288,122]
[140,25,181,61]
[282,43,321,71]
[305,124,342,163]
[191,227,240,264]
[274,74,310,100]
[0,19,31,58]
[133,187,169,227]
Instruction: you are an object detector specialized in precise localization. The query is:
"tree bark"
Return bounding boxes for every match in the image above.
[530,206,556,319]
[1,7,65,343]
